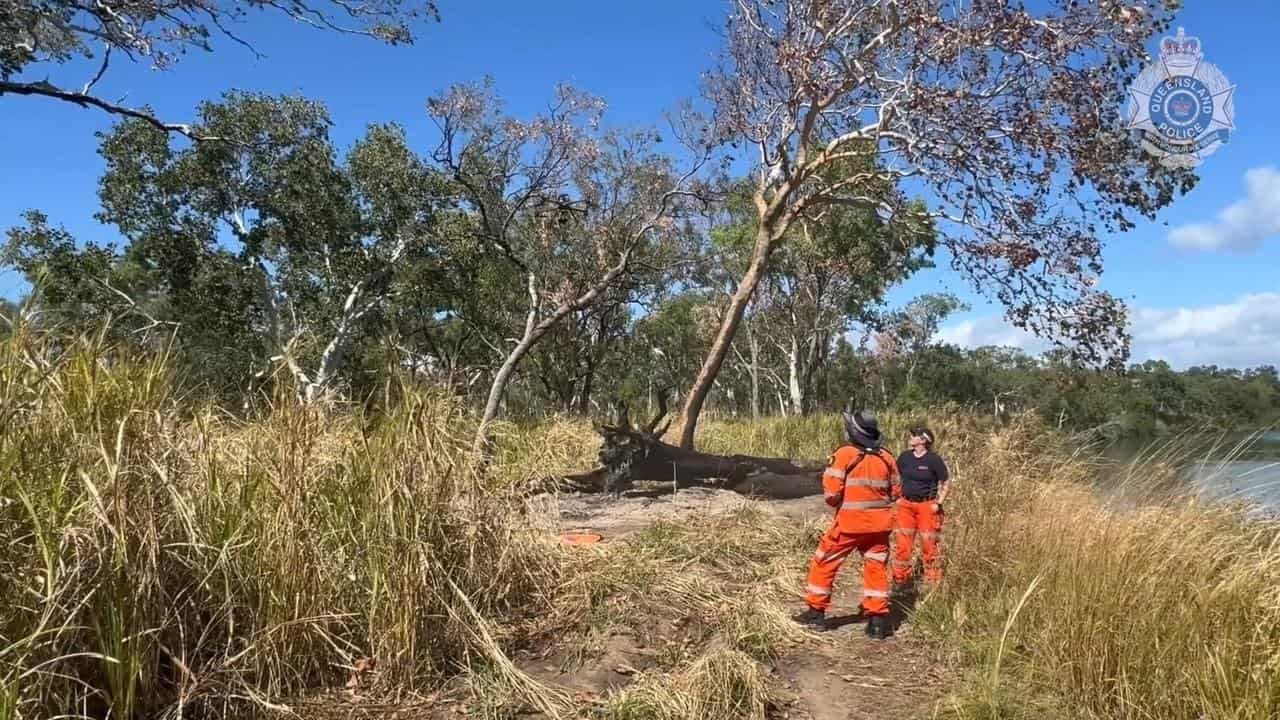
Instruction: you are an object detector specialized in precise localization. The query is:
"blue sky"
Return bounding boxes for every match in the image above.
[2,1,1277,368]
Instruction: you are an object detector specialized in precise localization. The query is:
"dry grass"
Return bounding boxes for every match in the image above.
[552,508,813,720]
[602,648,776,720]
[0,325,566,719]
[0,324,823,720]
[488,413,600,487]
[697,407,981,462]
[910,418,1280,720]
[544,506,815,675]
[6,321,1280,720]
[448,505,818,719]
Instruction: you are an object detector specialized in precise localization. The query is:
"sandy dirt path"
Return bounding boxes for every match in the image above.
[534,488,951,720]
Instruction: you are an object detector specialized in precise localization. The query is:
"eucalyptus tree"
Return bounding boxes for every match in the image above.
[724,178,936,416]
[877,292,969,392]
[676,0,1193,449]
[428,80,711,452]
[95,92,453,401]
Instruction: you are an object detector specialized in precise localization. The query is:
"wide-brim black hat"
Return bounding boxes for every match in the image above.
[843,410,881,448]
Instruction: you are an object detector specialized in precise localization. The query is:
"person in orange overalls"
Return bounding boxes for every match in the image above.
[793,410,899,639]
[892,426,950,587]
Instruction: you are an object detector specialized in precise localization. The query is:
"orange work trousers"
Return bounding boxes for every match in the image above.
[893,499,943,585]
[804,525,890,616]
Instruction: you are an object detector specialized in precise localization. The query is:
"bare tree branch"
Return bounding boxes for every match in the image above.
[80,46,112,95]
[0,80,222,142]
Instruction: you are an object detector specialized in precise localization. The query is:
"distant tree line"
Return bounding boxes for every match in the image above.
[827,343,1280,438]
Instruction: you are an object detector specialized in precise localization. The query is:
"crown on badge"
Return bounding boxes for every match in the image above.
[1160,27,1202,69]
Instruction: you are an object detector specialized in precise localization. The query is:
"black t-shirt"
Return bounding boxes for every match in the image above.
[896,450,949,501]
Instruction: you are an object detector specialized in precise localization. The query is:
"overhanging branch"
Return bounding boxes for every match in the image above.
[0,80,223,142]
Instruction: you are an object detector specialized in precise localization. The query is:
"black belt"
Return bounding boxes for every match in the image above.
[904,494,937,502]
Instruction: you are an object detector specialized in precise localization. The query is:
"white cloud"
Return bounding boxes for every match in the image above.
[937,317,1045,354]
[1168,167,1280,252]
[939,292,1280,369]
[1130,292,1280,369]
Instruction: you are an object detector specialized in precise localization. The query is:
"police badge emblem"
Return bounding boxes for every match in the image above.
[1126,28,1235,169]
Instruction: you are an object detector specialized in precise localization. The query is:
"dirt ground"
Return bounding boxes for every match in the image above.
[770,596,949,720]
[534,487,952,720]
[308,488,951,719]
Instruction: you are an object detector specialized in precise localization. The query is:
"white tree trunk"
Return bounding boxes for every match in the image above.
[306,279,370,402]
[250,223,409,404]
[787,333,803,417]
[678,221,776,448]
[475,272,540,455]
[748,320,761,420]
[472,240,642,456]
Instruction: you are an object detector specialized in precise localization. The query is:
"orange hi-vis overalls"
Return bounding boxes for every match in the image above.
[804,445,899,616]
[893,500,943,585]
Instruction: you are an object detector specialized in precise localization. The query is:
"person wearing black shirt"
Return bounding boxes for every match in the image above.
[892,426,950,587]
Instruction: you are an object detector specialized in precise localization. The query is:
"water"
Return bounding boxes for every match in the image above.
[1186,431,1280,509]
[1110,430,1280,511]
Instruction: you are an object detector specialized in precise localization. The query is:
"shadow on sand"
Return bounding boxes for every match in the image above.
[822,583,921,633]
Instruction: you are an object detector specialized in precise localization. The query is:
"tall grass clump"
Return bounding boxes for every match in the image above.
[914,416,1280,720]
[0,323,564,719]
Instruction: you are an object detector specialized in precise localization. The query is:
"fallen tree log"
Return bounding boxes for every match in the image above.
[541,400,825,500]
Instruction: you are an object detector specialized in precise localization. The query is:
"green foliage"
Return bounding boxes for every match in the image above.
[5,93,478,404]
[2,211,126,328]
[883,294,969,349]
[634,292,720,395]
[1,87,1266,434]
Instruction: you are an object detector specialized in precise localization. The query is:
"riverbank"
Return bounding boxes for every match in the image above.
[3,331,1279,719]
[913,419,1280,719]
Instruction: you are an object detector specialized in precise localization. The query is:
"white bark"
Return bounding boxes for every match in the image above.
[748,320,761,420]
[730,318,762,419]
[474,271,540,454]
[787,333,803,417]
[248,220,410,403]
[472,229,653,454]
[306,279,369,402]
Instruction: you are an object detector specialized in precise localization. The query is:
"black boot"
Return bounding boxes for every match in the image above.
[865,614,892,640]
[791,607,828,630]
